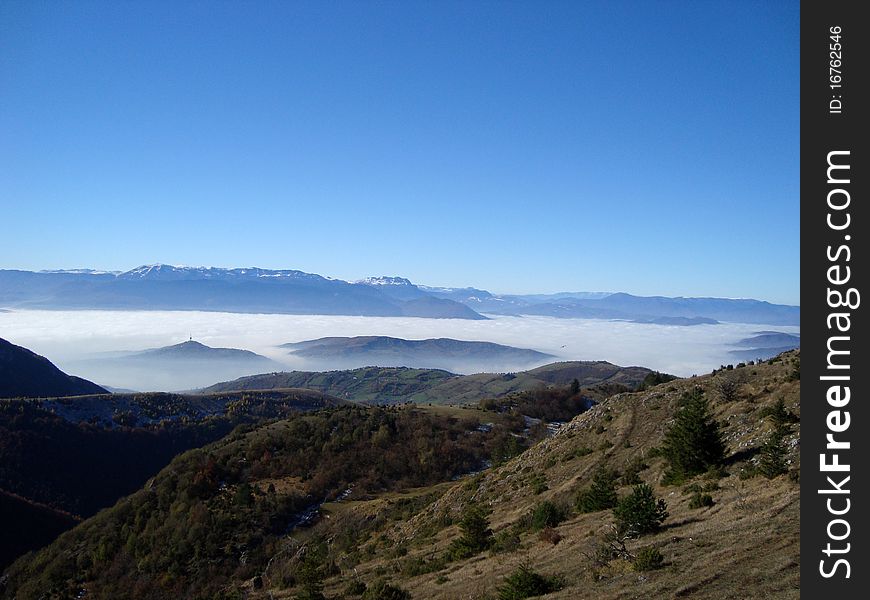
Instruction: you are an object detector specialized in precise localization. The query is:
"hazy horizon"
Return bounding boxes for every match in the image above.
[0,263,799,306]
[0,309,799,391]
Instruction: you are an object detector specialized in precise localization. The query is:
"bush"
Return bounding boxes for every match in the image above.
[688,493,714,509]
[530,501,565,531]
[637,371,677,391]
[613,484,668,537]
[344,580,367,596]
[538,527,562,545]
[633,547,664,571]
[497,565,564,600]
[576,467,618,513]
[361,580,410,600]
[529,474,548,495]
[621,457,648,486]
[491,529,521,554]
[760,398,799,427]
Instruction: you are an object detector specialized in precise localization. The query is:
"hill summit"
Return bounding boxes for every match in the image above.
[0,338,107,398]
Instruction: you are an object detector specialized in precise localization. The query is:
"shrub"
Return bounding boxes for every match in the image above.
[633,547,664,571]
[530,501,565,531]
[576,467,618,513]
[529,474,548,495]
[621,457,648,485]
[714,374,741,402]
[361,580,410,600]
[688,493,714,509]
[491,529,521,554]
[760,398,799,427]
[497,564,564,600]
[344,580,367,596]
[613,484,668,537]
[538,527,562,545]
[637,371,677,391]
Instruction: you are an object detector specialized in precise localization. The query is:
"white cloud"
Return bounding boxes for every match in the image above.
[0,310,799,391]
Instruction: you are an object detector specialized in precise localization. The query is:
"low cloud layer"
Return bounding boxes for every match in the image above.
[0,310,799,391]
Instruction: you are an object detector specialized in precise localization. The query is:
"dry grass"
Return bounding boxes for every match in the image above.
[256,352,801,600]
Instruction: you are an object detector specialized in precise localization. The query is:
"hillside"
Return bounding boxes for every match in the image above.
[0,338,107,398]
[281,336,552,372]
[0,491,78,574]
[199,361,654,404]
[0,389,345,572]
[1,352,799,599]
[0,404,529,599]
[300,351,800,600]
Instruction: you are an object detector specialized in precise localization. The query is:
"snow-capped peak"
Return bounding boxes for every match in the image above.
[358,276,415,287]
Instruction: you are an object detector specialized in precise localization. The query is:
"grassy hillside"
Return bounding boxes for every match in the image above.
[200,361,654,405]
[1,352,799,599]
[298,351,800,600]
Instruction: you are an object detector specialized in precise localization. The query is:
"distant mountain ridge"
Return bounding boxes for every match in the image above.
[281,335,553,372]
[0,265,799,325]
[130,340,276,362]
[199,360,654,405]
[69,340,285,392]
[0,338,107,398]
[0,266,485,320]
[729,331,800,361]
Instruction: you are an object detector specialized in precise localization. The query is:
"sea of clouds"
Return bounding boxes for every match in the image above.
[0,309,800,391]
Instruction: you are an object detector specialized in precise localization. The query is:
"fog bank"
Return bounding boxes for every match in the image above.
[0,310,799,391]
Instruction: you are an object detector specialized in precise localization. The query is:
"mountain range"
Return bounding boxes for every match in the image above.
[0,265,799,324]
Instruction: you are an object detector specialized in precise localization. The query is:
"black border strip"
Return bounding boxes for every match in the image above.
[801,1,868,595]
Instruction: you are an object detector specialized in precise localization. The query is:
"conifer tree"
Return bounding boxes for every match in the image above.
[613,483,668,537]
[758,424,789,478]
[295,544,327,600]
[661,388,726,484]
[447,504,493,560]
[576,467,619,513]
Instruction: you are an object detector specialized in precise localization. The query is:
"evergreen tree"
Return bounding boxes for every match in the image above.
[447,504,493,560]
[576,467,619,513]
[661,388,726,484]
[758,424,789,478]
[613,483,668,537]
[295,544,327,600]
[570,378,581,396]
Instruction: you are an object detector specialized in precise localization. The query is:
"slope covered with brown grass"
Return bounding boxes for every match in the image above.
[258,351,800,600]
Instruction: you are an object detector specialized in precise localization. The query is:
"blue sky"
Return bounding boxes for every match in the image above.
[0,1,799,304]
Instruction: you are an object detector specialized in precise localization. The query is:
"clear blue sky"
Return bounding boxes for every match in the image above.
[0,1,799,304]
